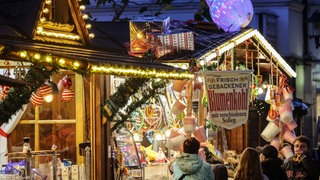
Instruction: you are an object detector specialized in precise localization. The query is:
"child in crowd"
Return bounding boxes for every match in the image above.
[282,135,315,180]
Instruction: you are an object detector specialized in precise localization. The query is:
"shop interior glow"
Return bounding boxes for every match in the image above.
[206,0,254,32]
[197,29,297,78]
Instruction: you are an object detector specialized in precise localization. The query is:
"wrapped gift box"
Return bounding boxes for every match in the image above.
[147,30,194,58]
[129,16,170,54]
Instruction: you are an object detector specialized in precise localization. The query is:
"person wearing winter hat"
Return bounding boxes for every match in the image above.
[259,144,288,180]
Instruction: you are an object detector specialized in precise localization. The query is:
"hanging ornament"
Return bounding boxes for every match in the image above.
[38,84,52,97]
[206,0,254,32]
[0,86,10,101]
[30,92,44,106]
[62,88,74,101]
[62,75,72,89]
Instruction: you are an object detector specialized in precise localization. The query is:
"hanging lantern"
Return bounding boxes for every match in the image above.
[30,92,44,106]
[38,84,52,97]
[206,0,254,32]
[62,88,74,101]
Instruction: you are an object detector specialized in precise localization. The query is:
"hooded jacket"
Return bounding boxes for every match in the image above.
[173,153,215,180]
[261,158,288,180]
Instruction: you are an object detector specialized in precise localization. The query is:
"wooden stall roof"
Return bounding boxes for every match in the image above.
[0,0,191,79]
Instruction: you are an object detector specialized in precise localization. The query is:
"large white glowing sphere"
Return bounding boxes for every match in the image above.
[206,0,254,32]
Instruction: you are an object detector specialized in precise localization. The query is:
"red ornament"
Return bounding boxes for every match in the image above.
[61,75,72,89]
[62,88,74,101]
[30,92,43,106]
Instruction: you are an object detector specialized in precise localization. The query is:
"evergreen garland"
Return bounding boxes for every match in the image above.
[0,64,55,124]
[101,77,168,132]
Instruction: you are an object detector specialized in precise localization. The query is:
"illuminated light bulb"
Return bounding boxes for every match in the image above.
[79,5,86,10]
[34,53,41,60]
[37,26,43,32]
[19,51,27,58]
[45,56,52,62]
[43,8,49,14]
[85,24,92,29]
[43,94,53,103]
[89,33,95,38]
[73,62,80,68]
[58,58,65,65]
[40,17,46,23]
[82,14,89,20]
[199,60,205,66]
[181,64,188,70]
[137,32,143,39]
[45,0,52,5]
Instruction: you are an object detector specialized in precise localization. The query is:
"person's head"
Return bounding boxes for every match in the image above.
[259,144,278,161]
[234,147,263,180]
[293,135,310,156]
[183,137,200,154]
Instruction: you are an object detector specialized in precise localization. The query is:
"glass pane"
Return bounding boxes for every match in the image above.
[8,124,34,152]
[39,124,76,164]
[39,72,76,120]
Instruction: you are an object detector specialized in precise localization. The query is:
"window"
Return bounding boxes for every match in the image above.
[8,71,80,165]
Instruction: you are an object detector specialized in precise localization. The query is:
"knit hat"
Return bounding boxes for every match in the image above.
[260,144,278,159]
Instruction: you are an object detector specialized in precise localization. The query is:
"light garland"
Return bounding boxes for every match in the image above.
[15,50,193,79]
[91,65,194,79]
[198,29,297,78]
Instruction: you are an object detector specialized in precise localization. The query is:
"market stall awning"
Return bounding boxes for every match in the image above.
[0,38,192,79]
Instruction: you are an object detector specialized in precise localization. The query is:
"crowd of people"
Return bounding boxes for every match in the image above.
[170,135,319,180]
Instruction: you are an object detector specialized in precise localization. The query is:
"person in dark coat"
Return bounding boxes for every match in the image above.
[282,135,315,180]
[259,144,288,180]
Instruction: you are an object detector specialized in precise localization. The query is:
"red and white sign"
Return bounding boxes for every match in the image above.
[204,70,252,129]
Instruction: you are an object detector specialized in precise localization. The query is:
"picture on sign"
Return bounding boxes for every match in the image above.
[204,70,252,129]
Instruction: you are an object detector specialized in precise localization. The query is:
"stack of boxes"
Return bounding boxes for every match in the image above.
[129,17,194,58]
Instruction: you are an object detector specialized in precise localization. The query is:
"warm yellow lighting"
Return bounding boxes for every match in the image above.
[85,24,92,29]
[43,8,49,14]
[82,14,89,20]
[137,32,143,39]
[40,17,46,23]
[58,58,66,65]
[43,94,53,103]
[19,51,28,58]
[34,53,41,60]
[37,26,43,32]
[197,29,297,78]
[79,5,86,10]
[36,29,80,40]
[73,62,80,67]
[45,56,52,62]
[90,65,194,79]
[45,0,52,5]
[89,33,95,38]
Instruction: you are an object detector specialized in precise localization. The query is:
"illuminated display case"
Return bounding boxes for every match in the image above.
[114,128,142,178]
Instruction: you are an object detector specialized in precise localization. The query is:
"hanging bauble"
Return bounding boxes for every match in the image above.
[62,88,74,101]
[61,75,72,89]
[38,84,52,97]
[206,0,254,32]
[0,86,10,100]
[30,92,44,106]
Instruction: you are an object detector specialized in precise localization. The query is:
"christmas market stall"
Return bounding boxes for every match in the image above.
[0,0,300,179]
[101,0,299,179]
[0,0,192,179]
